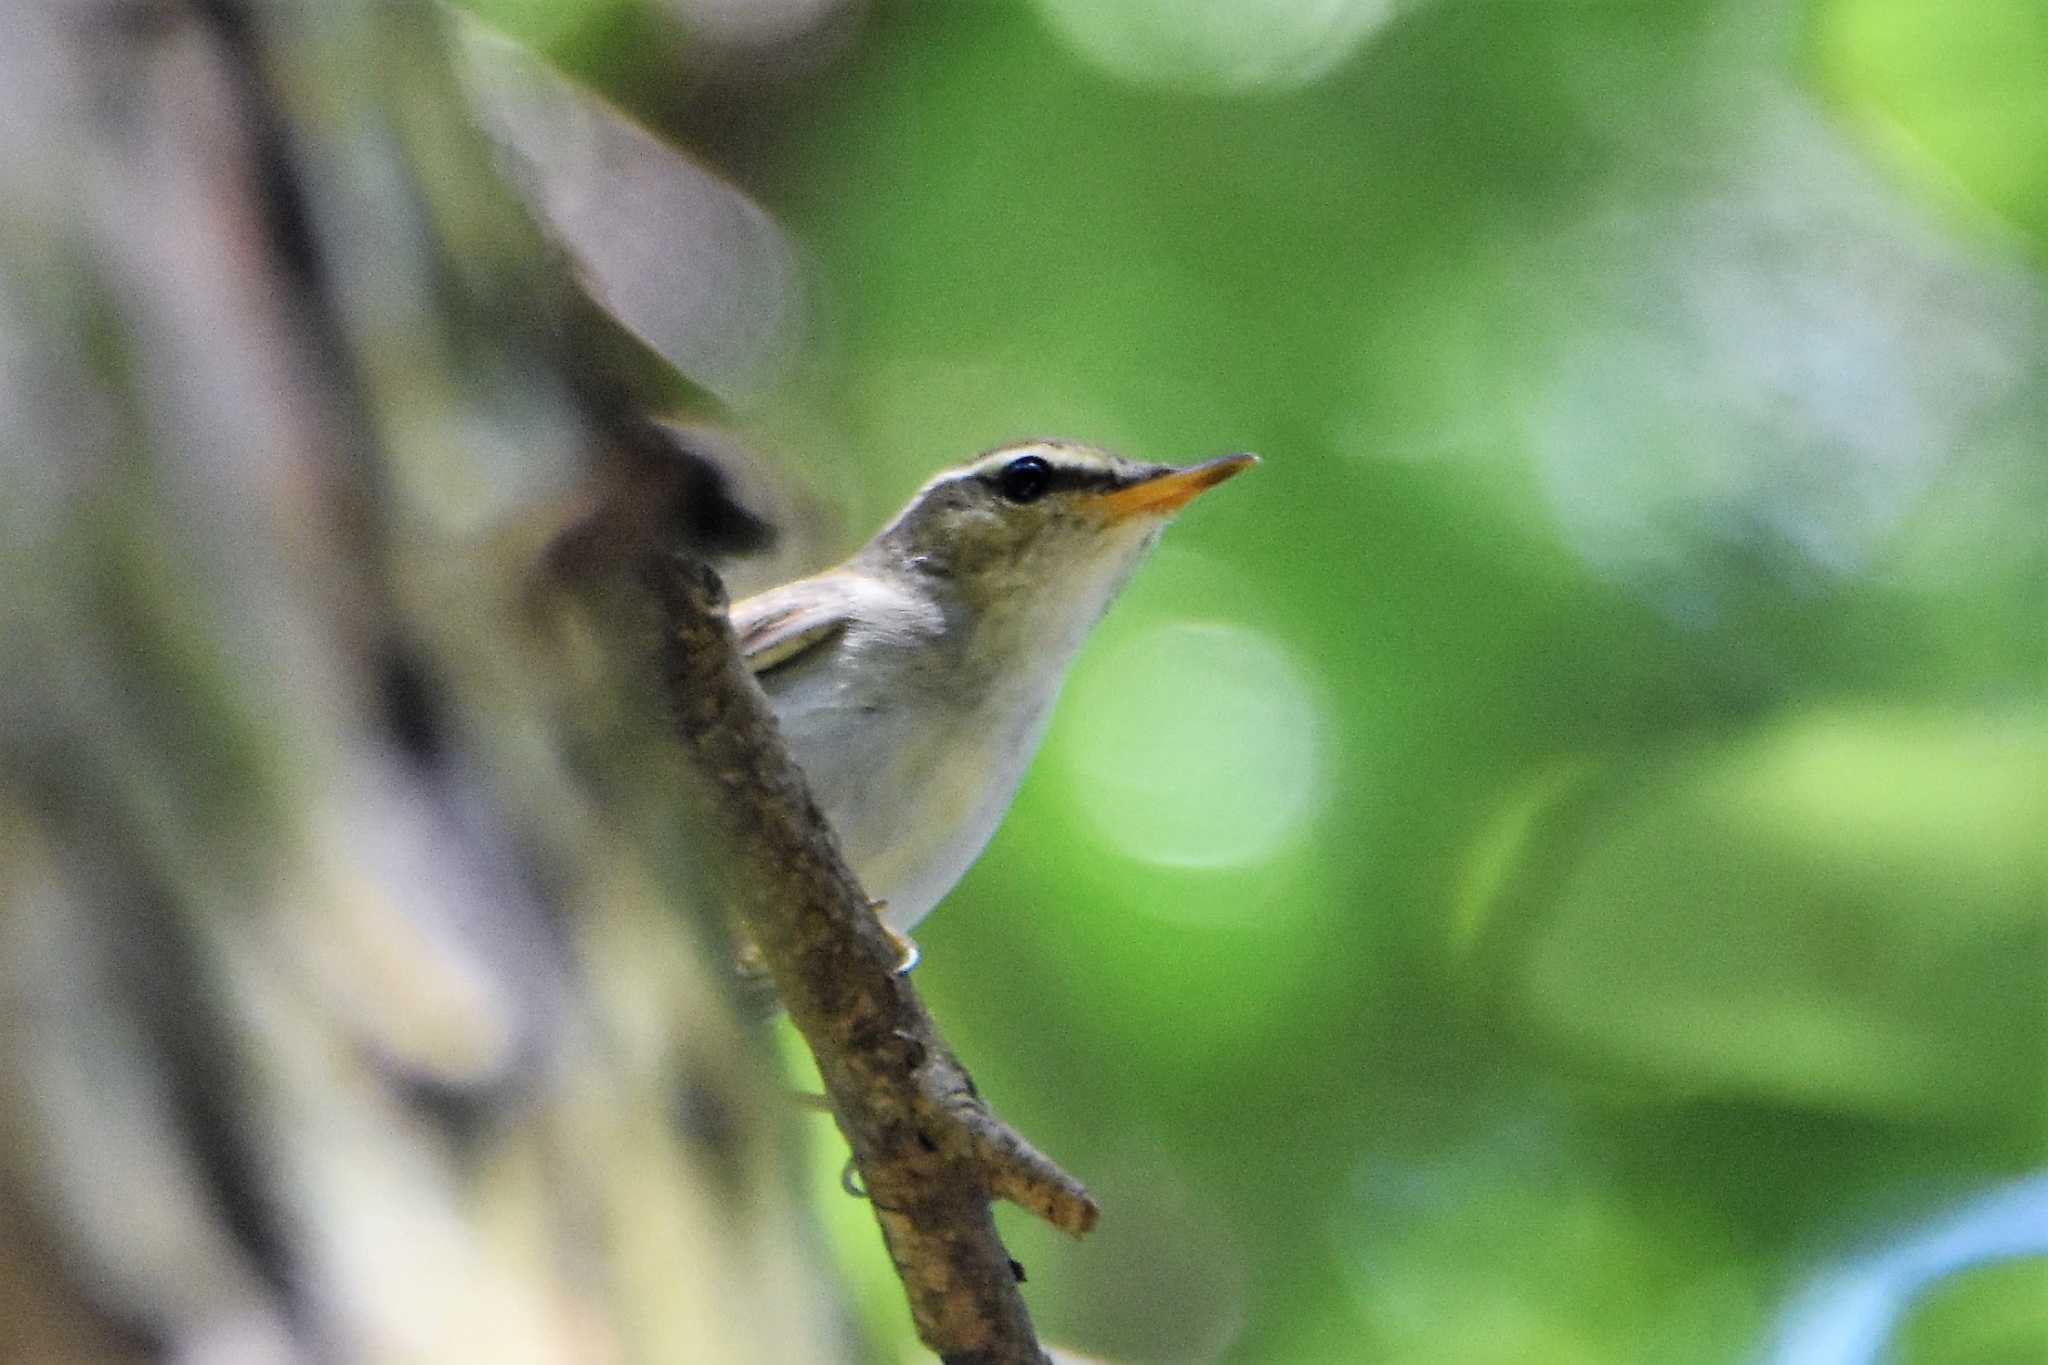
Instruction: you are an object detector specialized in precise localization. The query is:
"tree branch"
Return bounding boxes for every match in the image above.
[641,549,1098,1363]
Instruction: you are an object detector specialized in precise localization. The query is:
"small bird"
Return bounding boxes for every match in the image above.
[731,440,1256,967]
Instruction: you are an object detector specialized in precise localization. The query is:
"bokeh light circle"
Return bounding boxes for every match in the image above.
[1030,0,1394,95]
[1057,619,1325,871]
[1511,106,2037,614]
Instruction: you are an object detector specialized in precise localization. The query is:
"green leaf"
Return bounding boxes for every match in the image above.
[1496,708,2048,1120]
[1815,0,2048,249]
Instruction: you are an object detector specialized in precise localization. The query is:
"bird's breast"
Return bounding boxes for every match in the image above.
[762,638,1055,933]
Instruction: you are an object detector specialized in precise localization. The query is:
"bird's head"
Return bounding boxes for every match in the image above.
[858,439,1256,668]
[865,440,1254,593]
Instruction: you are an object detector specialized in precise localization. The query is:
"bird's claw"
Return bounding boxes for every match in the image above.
[879,921,920,975]
[735,910,918,979]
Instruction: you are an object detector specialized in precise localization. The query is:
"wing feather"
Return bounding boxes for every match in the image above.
[731,580,850,675]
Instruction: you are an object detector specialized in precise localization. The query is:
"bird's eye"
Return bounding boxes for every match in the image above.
[995,454,1053,504]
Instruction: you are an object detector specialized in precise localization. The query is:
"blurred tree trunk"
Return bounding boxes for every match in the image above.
[0,2,847,1360]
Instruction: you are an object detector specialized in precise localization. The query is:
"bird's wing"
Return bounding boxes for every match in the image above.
[730,578,851,676]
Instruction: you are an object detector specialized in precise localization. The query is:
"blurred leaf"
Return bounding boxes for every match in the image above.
[1511,100,2041,624]
[460,0,621,49]
[1336,1111,1761,1365]
[1499,708,2048,1119]
[1895,1257,2048,1365]
[1815,0,2048,249]
[1028,0,1399,94]
[457,22,810,409]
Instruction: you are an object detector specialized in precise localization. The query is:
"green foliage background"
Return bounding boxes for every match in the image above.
[471,1,2046,1360]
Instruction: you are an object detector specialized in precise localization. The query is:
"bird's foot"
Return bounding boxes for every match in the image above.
[877,915,920,975]
[734,908,916,983]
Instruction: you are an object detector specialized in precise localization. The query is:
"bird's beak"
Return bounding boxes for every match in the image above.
[1092,452,1259,524]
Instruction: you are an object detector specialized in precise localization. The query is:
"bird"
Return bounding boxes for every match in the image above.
[728,439,1256,969]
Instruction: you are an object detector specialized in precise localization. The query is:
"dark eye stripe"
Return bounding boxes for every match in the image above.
[978,460,1120,496]
[1046,465,1122,494]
